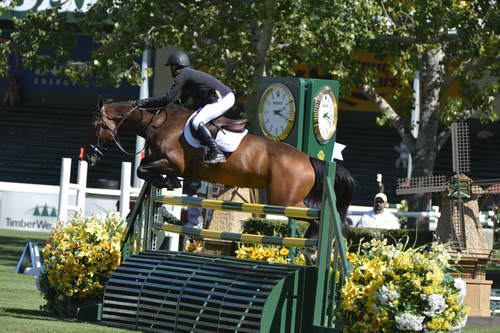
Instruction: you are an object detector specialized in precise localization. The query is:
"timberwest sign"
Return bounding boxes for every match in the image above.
[0,183,119,233]
[0,0,97,16]
[0,192,59,232]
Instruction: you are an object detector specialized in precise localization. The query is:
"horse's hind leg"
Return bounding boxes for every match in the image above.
[137,157,181,189]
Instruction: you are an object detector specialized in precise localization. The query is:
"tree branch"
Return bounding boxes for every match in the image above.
[360,83,413,145]
[441,55,500,92]
[437,127,451,151]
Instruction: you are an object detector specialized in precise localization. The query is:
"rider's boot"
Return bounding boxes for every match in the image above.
[197,122,226,164]
[164,175,182,190]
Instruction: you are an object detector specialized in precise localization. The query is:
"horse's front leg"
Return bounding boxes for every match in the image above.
[137,157,181,190]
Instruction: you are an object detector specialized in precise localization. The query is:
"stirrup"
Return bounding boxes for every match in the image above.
[203,149,226,164]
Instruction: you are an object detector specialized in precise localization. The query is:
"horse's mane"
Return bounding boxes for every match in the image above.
[104,100,135,107]
[104,100,193,112]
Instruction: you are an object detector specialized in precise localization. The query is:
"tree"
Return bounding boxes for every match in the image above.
[1,1,498,228]
[0,0,376,118]
[329,0,499,228]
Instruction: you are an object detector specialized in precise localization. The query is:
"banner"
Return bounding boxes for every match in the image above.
[0,190,118,233]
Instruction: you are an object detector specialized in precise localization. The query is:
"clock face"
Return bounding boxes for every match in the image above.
[258,83,296,141]
[313,86,338,144]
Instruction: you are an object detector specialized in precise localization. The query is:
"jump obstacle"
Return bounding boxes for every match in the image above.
[101,161,351,332]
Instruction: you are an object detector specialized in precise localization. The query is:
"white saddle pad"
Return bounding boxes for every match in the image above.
[183,112,249,153]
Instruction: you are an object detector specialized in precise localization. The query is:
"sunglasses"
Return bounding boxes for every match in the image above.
[375,198,385,203]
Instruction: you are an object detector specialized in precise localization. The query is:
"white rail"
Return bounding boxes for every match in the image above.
[58,158,141,221]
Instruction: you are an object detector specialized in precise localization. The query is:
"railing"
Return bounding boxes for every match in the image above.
[57,157,141,220]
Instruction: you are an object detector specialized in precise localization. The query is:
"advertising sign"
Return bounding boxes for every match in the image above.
[0,189,118,233]
[0,0,97,19]
[0,33,139,96]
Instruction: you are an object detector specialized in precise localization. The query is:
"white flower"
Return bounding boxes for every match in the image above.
[421,294,448,317]
[377,285,399,307]
[454,278,467,303]
[395,312,425,331]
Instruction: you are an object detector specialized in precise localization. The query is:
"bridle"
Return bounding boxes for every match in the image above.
[90,105,143,156]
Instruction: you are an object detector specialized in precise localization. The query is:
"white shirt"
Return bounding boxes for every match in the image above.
[356,210,400,229]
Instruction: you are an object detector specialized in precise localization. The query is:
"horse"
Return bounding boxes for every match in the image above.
[83,100,354,236]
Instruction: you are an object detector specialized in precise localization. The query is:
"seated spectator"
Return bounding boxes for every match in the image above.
[356,193,400,229]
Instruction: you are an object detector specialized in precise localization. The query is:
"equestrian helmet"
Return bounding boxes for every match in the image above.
[165,51,190,67]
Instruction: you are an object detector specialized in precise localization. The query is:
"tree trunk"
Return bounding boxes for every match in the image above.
[407,47,445,230]
[243,0,277,133]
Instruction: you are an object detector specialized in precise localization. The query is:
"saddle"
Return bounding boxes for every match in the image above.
[190,115,248,139]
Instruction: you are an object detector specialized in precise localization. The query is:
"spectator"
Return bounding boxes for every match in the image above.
[186,206,203,229]
[357,193,400,229]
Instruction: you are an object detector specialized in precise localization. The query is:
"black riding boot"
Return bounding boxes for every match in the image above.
[197,122,226,164]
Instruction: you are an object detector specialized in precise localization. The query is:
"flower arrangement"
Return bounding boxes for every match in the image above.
[38,214,124,317]
[234,243,306,265]
[339,239,469,332]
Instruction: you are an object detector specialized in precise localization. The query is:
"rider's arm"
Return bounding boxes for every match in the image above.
[137,70,189,108]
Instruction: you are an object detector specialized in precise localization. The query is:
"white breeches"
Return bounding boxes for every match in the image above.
[191,92,235,130]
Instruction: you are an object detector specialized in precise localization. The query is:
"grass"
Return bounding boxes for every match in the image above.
[0,228,497,332]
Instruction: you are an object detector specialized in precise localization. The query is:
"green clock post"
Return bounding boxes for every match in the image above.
[256,77,340,253]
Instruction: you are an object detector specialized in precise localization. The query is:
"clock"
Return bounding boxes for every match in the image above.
[312,85,337,144]
[258,83,296,141]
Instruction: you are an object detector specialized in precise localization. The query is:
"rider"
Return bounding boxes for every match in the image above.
[134,50,234,164]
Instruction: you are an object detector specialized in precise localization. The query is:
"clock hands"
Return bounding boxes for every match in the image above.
[273,107,288,120]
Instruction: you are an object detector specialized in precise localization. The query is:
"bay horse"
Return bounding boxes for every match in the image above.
[83,100,354,236]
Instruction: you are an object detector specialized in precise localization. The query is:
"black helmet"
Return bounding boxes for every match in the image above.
[165,51,190,67]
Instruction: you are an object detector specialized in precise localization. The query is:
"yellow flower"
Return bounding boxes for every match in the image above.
[294,254,306,265]
[251,250,261,260]
[279,247,289,256]
[427,317,452,331]
[42,214,124,300]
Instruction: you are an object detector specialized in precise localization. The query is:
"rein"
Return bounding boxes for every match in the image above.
[96,105,157,156]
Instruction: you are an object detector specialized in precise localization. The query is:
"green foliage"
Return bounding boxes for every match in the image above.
[3,1,496,124]
[242,218,309,237]
[343,227,434,252]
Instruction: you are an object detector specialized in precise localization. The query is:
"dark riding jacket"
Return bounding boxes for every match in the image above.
[138,67,232,109]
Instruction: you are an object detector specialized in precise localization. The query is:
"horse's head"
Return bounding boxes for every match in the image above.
[84,99,122,166]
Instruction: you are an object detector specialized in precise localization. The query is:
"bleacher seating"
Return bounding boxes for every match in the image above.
[0,106,135,188]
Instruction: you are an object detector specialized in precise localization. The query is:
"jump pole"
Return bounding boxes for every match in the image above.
[58,157,87,221]
[154,194,320,219]
[153,223,318,248]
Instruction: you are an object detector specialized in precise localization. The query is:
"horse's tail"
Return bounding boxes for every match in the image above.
[304,157,355,223]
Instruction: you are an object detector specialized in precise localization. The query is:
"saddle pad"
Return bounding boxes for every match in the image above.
[183,112,248,153]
